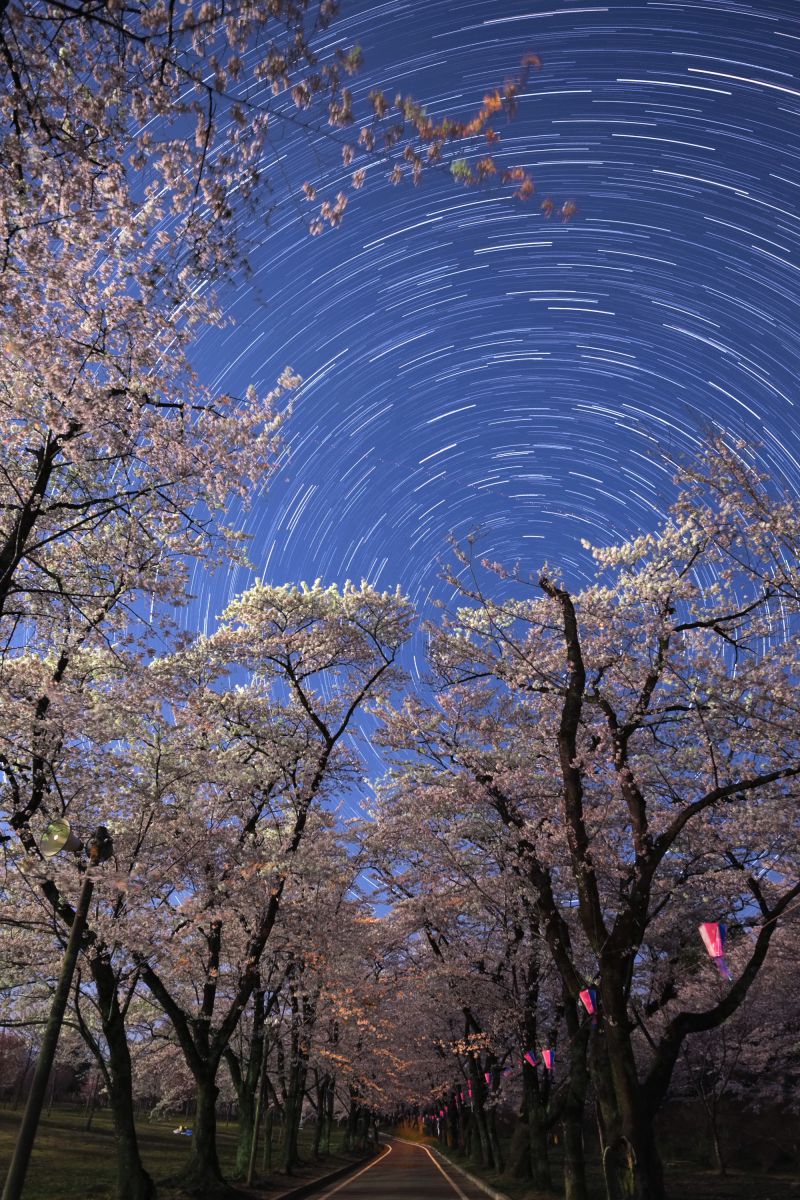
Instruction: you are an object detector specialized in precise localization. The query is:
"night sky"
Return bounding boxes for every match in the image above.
[188,0,800,641]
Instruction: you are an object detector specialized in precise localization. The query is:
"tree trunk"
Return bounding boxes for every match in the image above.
[344,1088,359,1152]
[178,1075,225,1193]
[466,1062,492,1168]
[262,1104,274,1176]
[225,988,266,1179]
[591,1031,629,1200]
[505,1117,532,1179]
[452,1098,462,1149]
[235,1088,256,1180]
[92,960,156,1200]
[600,982,666,1200]
[11,1047,33,1110]
[561,999,590,1200]
[84,1072,100,1132]
[281,1057,307,1174]
[519,1062,552,1190]
[312,1076,327,1159]
[707,1101,726,1176]
[487,1104,504,1174]
[456,1095,466,1153]
[320,1079,333,1155]
[563,1111,588,1200]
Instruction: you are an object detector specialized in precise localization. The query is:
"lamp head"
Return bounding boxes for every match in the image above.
[40,819,83,858]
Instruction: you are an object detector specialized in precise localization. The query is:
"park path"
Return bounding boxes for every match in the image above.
[310,1138,494,1200]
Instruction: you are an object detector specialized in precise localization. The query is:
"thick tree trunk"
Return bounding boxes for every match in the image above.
[281,1058,307,1174]
[487,1104,504,1174]
[456,1095,466,1153]
[466,1061,493,1168]
[447,1094,459,1150]
[591,1032,629,1200]
[563,1112,588,1200]
[109,1100,157,1200]
[505,1118,531,1179]
[92,960,156,1200]
[517,1063,552,1190]
[226,988,266,1179]
[356,1108,369,1152]
[312,1075,331,1159]
[473,1103,492,1167]
[320,1080,333,1155]
[312,1101,323,1158]
[464,1110,480,1161]
[600,982,666,1200]
[235,1089,256,1180]
[344,1088,359,1152]
[11,1047,33,1110]
[561,1000,590,1200]
[179,1075,225,1193]
[262,1105,275,1175]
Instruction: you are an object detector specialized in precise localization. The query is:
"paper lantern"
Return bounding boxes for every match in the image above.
[541,1048,554,1071]
[524,1051,537,1068]
[699,922,725,959]
[699,922,732,980]
[579,987,597,1015]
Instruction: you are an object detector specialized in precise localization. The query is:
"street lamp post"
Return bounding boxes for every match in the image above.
[1,825,113,1200]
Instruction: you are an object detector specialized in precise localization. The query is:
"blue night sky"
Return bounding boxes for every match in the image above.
[187,0,800,638]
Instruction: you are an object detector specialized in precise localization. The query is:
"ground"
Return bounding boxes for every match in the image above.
[432,1136,800,1200]
[2,1107,799,1200]
[0,1106,364,1200]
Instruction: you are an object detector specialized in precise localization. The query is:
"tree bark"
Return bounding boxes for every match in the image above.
[90,959,156,1200]
[560,1013,590,1200]
[465,1060,492,1168]
[312,1075,329,1159]
[178,1075,224,1193]
[599,978,666,1200]
[321,1079,334,1155]
[344,1088,359,1152]
[225,989,266,1179]
[280,1056,307,1174]
[486,1100,504,1174]
[262,1104,275,1176]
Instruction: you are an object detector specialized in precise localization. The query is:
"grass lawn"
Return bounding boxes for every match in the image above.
[0,1106,363,1200]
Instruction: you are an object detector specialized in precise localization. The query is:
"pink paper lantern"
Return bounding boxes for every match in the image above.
[541,1048,554,1071]
[524,1051,537,1068]
[699,922,732,980]
[699,922,725,959]
[579,987,597,1015]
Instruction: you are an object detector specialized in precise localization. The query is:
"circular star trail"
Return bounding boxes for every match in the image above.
[188,0,800,631]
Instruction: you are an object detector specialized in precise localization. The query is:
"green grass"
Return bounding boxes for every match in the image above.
[0,1106,357,1200]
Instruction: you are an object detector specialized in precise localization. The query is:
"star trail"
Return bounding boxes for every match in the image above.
[188,0,800,631]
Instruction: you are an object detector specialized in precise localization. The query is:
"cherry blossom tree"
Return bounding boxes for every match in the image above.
[366,735,590,1197]
[111,579,413,1192]
[0,0,559,666]
[376,440,800,1200]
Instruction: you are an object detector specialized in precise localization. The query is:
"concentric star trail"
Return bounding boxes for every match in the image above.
[187,0,800,627]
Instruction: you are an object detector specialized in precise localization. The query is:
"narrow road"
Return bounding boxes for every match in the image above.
[313,1139,492,1200]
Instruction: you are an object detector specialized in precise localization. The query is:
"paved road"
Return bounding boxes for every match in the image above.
[313,1139,492,1200]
